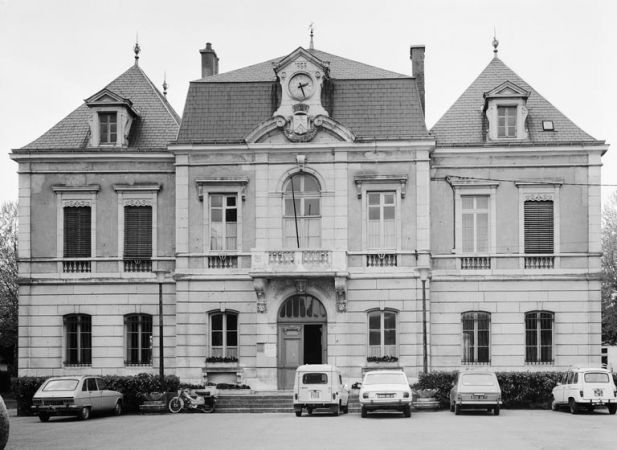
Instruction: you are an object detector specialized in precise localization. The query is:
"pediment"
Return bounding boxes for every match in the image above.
[272,47,330,76]
[85,89,140,116]
[484,81,530,100]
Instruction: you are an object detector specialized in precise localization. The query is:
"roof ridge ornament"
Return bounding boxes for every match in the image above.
[163,72,168,97]
[492,28,499,58]
[134,33,141,66]
[309,23,315,50]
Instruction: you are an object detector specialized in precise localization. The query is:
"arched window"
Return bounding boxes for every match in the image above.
[283,173,321,248]
[210,312,238,359]
[64,314,92,366]
[278,295,327,321]
[125,314,152,366]
[462,311,490,364]
[368,310,398,358]
[525,311,554,364]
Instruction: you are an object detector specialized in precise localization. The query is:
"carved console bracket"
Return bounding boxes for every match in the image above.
[335,276,348,312]
[253,277,268,313]
[295,278,307,294]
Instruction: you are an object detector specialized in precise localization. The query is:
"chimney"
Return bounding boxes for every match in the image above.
[410,46,425,116]
[200,43,219,78]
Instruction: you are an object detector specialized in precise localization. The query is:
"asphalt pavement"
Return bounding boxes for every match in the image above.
[5,408,616,450]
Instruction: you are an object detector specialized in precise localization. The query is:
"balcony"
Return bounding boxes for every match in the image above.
[250,249,347,277]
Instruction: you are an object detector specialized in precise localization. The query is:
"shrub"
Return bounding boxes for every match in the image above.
[0,371,11,392]
[412,370,567,410]
[10,376,50,416]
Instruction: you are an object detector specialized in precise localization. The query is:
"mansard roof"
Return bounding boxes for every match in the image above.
[18,64,181,152]
[430,56,601,146]
[176,48,428,143]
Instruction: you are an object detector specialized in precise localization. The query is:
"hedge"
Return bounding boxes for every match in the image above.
[11,373,180,416]
[412,370,578,410]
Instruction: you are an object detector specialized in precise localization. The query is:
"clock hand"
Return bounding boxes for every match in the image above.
[299,83,306,97]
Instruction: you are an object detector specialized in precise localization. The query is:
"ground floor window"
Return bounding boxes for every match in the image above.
[64,314,92,366]
[368,310,397,359]
[525,311,554,364]
[125,314,152,365]
[210,312,238,359]
[462,311,490,364]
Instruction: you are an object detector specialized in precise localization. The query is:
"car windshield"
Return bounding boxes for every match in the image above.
[43,379,79,391]
[585,373,610,383]
[461,374,495,386]
[364,373,407,385]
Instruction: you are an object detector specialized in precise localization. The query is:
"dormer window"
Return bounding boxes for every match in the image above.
[99,112,118,145]
[484,81,530,142]
[85,89,139,147]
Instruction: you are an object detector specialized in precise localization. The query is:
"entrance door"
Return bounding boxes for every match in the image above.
[277,294,327,389]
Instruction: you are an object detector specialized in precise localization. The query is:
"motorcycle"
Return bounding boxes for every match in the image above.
[168,388,217,413]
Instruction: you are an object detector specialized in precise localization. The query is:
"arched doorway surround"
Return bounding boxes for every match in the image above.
[277,294,327,389]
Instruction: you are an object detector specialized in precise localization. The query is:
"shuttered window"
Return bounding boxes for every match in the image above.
[124,206,152,258]
[64,206,91,258]
[524,200,553,253]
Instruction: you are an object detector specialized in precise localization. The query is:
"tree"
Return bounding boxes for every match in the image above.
[602,191,617,345]
[0,202,18,372]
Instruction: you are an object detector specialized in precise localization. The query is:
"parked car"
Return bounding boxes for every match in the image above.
[450,370,502,415]
[293,364,349,416]
[358,370,412,418]
[551,366,617,414]
[31,376,123,422]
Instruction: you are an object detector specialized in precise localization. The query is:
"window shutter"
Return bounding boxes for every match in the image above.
[124,206,152,258]
[64,206,91,257]
[524,201,553,253]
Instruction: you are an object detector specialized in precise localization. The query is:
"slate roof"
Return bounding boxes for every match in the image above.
[430,56,601,147]
[176,48,428,143]
[18,64,181,152]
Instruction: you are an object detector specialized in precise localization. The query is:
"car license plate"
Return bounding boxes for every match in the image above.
[311,391,320,399]
[377,393,394,398]
[594,389,603,397]
[472,394,486,399]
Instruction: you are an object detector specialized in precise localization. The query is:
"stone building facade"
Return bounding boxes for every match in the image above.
[10,41,607,389]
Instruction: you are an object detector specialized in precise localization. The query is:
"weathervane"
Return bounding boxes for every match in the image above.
[309,23,315,50]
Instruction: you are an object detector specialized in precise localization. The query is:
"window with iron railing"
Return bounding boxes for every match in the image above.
[63,205,91,273]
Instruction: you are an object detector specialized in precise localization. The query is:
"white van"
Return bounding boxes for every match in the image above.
[293,364,350,416]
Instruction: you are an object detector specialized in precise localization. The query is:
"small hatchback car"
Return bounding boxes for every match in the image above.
[551,366,617,414]
[31,376,123,422]
[450,370,502,415]
[359,370,412,418]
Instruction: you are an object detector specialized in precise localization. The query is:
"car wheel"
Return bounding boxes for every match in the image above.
[295,410,302,417]
[551,400,559,411]
[79,407,91,421]
[113,401,122,416]
[607,404,617,415]
[333,403,340,416]
[307,407,313,415]
[361,406,367,418]
[38,414,50,423]
[403,405,411,418]
[454,403,461,415]
[586,405,594,413]
[494,405,500,416]
[569,399,579,415]
[343,402,349,414]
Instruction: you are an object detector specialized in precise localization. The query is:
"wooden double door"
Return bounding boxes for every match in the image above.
[277,294,327,390]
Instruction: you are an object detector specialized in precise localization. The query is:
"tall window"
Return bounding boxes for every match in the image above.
[210,312,238,359]
[525,311,554,364]
[367,192,396,249]
[462,196,489,253]
[124,205,152,271]
[283,173,321,248]
[462,312,490,364]
[368,310,397,358]
[497,106,517,138]
[125,314,152,366]
[64,314,92,366]
[210,194,238,251]
[64,206,91,258]
[524,200,554,253]
[99,112,117,144]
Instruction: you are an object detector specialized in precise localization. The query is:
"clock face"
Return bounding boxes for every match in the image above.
[288,73,314,100]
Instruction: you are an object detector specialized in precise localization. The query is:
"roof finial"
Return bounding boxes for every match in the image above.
[163,72,168,97]
[134,33,141,66]
[309,23,315,50]
[492,28,499,58]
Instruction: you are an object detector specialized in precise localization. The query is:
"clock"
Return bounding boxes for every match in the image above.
[288,73,314,100]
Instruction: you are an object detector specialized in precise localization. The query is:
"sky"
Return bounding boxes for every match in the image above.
[1,0,615,207]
